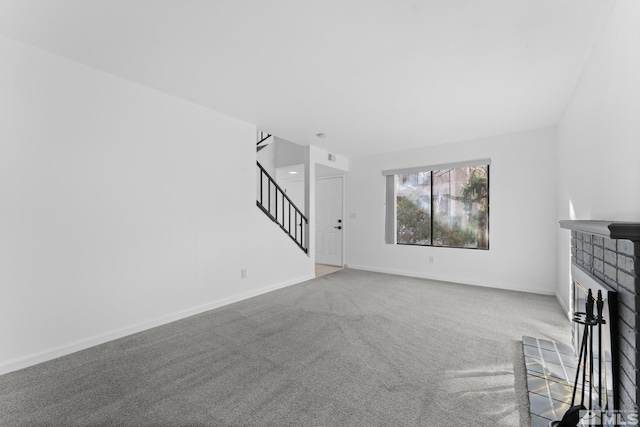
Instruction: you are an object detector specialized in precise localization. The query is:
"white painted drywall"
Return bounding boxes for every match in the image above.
[274,137,304,168]
[257,136,277,178]
[345,128,558,295]
[0,36,313,374]
[556,0,640,311]
[311,145,348,172]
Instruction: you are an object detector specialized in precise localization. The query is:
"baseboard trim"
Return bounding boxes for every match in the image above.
[346,264,557,296]
[555,290,571,320]
[0,274,314,376]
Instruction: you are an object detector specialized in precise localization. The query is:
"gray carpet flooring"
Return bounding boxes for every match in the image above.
[0,269,570,426]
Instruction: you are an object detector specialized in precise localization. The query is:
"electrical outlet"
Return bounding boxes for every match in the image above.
[241,268,247,279]
[429,256,435,264]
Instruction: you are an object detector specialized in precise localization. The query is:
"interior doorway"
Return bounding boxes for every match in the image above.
[315,176,343,267]
[315,263,343,277]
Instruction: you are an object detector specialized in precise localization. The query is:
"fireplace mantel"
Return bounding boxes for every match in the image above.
[560,220,640,241]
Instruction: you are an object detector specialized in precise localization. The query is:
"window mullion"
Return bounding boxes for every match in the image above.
[430,171,434,246]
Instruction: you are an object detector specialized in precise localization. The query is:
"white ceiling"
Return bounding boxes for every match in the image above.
[0,0,615,157]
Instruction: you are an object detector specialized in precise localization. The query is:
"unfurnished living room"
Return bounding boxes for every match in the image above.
[1,1,639,426]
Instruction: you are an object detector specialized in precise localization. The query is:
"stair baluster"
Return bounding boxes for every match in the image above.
[256,161,308,253]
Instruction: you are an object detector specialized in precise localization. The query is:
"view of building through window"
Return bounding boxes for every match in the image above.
[395,165,489,249]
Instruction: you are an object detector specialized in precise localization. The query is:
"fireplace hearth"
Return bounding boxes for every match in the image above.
[523,336,578,425]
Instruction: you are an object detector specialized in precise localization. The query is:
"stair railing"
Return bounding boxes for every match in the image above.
[256,132,272,152]
[256,161,308,253]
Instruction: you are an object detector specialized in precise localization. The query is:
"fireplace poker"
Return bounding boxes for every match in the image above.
[587,288,594,411]
[596,290,604,412]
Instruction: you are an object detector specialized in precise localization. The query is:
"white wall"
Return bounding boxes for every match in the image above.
[256,136,276,177]
[0,36,313,374]
[556,0,640,311]
[345,128,558,295]
[274,137,304,168]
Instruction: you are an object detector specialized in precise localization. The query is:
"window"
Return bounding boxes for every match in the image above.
[384,160,489,249]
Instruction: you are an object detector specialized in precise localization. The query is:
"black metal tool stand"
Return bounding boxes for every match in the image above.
[551,289,606,427]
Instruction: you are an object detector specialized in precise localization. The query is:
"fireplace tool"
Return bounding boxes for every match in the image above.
[553,289,606,427]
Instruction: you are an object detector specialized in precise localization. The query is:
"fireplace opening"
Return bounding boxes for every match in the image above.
[572,264,619,411]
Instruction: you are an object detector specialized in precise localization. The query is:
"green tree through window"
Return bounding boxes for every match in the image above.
[395,165,489,249]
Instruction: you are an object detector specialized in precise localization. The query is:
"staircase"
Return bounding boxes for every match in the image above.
[256,131,272,152]
[256,133,308,253]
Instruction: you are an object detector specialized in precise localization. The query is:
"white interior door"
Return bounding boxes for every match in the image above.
[315,176,343,266]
